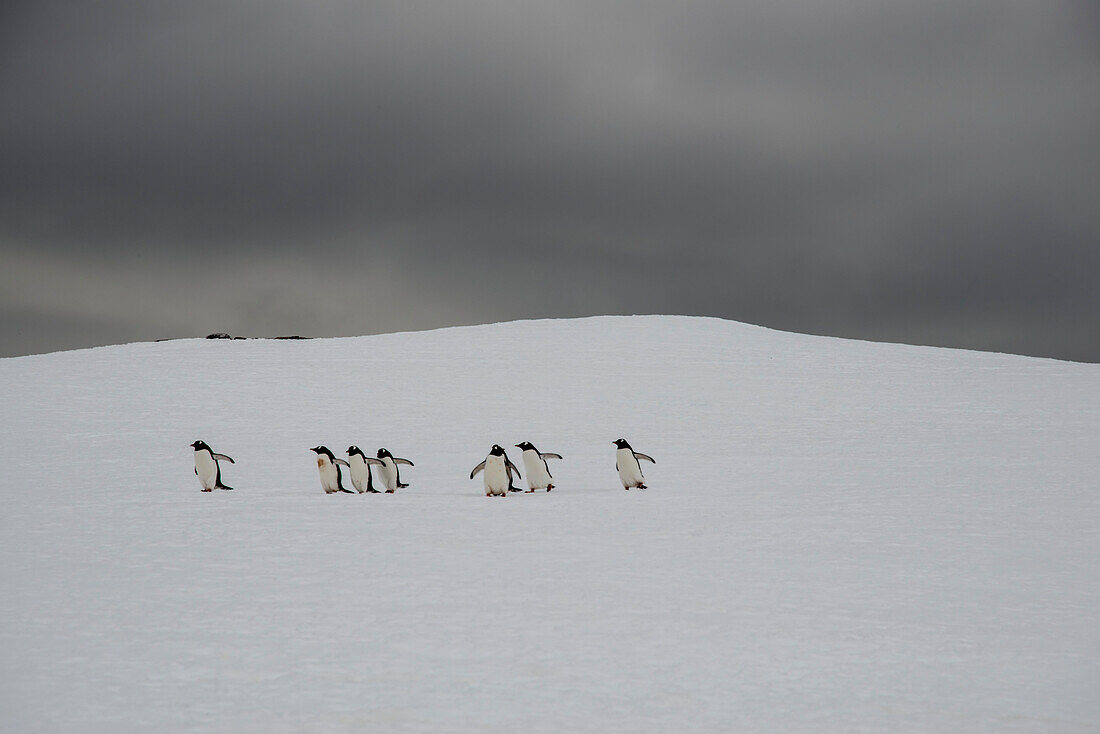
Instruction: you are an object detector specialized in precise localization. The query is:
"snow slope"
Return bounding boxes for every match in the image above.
[1,316,1097,732]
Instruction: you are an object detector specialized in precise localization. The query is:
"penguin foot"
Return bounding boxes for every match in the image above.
[385,489,395,494]
[546,485,554,491]
[366,489,380,493]
[201,488,212,492]
[637,484,647,490]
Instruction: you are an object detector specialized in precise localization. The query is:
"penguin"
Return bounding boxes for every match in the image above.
[515,441,563,492]
[311,446,354,494]
[375,448,414,493]
[613,438,655,490]
[346,445,384,493]
[191,440,235,491]
[469,444,522,497]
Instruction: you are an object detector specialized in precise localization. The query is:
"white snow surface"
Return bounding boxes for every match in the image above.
[1,315,1097,732]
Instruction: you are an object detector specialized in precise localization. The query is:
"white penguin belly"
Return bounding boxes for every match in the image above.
[379,458,399,491]
[349,456,371,492]
[194,451,218,490]
[521,451,553,490]
[484,456,509,496]
[616,448,644,487]
[317,460,340,493]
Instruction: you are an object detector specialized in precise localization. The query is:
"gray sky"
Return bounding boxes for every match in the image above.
[2,1,1098,360]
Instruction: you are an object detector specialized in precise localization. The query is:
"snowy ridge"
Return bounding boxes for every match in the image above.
[1,316,1097,731]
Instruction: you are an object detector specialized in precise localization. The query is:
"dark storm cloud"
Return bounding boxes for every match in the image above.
[1,1,1098,359]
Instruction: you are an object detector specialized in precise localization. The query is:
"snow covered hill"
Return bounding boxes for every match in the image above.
[1,316,1097,732]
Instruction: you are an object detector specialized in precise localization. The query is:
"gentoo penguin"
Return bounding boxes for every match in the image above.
[613,438,655,490]
[191,440,235,491]
[346,446,384,493]
[311,446,354,494]
[375,448,414,493]
[469,444,522,497]
[515,441,563,492]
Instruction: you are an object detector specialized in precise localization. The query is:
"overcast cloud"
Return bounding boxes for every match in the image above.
[1,1,1097,360]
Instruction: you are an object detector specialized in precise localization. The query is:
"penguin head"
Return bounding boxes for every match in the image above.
[191,440,209,451]
[613,438,632,449]
[377,448,392,459]
[489,444,505,456]
[347,445,362,457]
[311,445,331,457]
[516,441,535,452]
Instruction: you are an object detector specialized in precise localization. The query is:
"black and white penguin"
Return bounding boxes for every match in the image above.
[311,446,354,494]
[346,446,384,493]
[515,441,563,492]
[191,440,235,491]
[469,444,522,497]
[375,448,414,493]
[613,438,655,490]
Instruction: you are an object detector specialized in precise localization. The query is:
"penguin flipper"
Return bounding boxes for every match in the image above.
[365,458,385,466]
[212,453,235,464]
[469,460,486,479]
[394,458,414,466]
[506,458,522,479]
[334,458,351,468]
[633,452,656,464]
[194,467,198,475]
[539,452,563,461]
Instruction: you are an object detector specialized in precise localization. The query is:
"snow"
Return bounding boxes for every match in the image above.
[0,315,1097,732]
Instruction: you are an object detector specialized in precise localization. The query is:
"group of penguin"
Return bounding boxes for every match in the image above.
[191,438,655,496]
[310,445,413,494]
